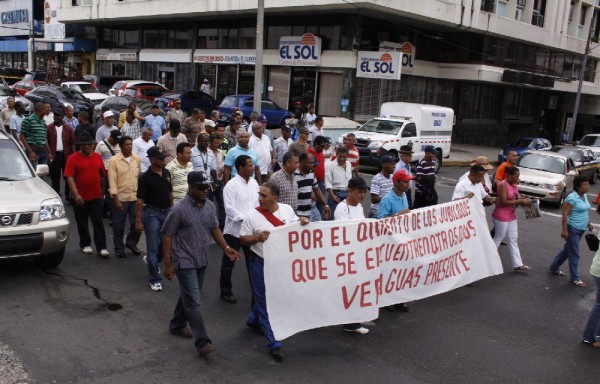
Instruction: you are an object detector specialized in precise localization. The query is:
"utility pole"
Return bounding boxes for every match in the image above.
[253,0,264,114]
[570,12,596,142]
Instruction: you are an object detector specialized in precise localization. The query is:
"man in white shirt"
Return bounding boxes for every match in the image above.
[273,126,293,171]
[249,115,275,182]
[333,176,370,336]
[304,104,317,130]
[95,110,118,143]
[200,79,211,95]
[220,154,260,305]
[325,146,352,216]
[309,116,325,145]
[240,181,309,362]
[132,128,155,172]
[452,164,496,204]
[458,156,494,195]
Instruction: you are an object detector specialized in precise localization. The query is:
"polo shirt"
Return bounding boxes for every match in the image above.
[95,125,117,143]
[307,147,325,182]
[137,168,173,210]
[415,158,436,193]
[370,172,394,212]
[165,159,193,205]
[249,134,272,175]
[224,144,259,177]
[64,152,105,201]
[270,169,298,211]
[565,192,590,230]
[161,196,219,269]
[377,190,409,219]
[295,170,318,217]
[20,113,47,145]
[144,115,166,142]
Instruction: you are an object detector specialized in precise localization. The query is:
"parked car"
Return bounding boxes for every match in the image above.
[0,67,28,85]
[108,80,167,96]
[577,133,600,158]
[0,76,8,87]
[219,95,293,128]
[61,81,109,105]
[24,85,93,118]
[23,71,47,82]
[93,96,165,123]
[122,85,168,101]
[0,85,33,115]
[497,137,552,163]
[154,90,218,115]
[0,130,69,268]
[516,151,577,207]
[12,80,45,96]
[548,145,600,184]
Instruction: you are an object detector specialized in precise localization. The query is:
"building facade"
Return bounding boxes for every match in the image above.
[58,0,600,146]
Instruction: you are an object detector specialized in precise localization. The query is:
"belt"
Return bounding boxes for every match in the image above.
[144,205,169,213]
[333,189,347,193]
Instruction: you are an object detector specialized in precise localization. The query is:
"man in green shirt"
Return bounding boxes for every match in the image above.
[20,102,51,166]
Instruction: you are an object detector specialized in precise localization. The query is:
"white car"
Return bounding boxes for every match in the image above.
[61,81,109,104]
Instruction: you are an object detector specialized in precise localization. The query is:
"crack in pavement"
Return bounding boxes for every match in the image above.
[38,269,123,312]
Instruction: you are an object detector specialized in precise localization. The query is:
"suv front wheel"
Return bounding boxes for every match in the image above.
[35,248,65,269]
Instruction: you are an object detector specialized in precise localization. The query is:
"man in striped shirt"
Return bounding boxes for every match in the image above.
[166,143,194,205]
[20,102,50,166]
[369,155,396,218]
[295,152,331,221]
[413,145,438,209]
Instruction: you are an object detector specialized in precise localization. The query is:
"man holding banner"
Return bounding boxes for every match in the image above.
[240,182,310,362]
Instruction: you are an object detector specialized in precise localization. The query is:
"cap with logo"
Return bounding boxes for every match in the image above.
[147,146,166,160]
[256,114,268,124]
[188,171,210,185]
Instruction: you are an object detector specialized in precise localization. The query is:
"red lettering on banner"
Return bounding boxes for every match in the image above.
[341,285,360,309]
[360,281,373,307]
[336,252,356,277]
[291,257,328,282]
[331,226,341,246]
[423,250,469,285]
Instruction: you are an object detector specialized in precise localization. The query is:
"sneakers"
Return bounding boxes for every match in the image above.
[142,255,160,273]
[81,246,93,254]
[99,249,110,257]
[150,282,162,292]
[343,326,369,335]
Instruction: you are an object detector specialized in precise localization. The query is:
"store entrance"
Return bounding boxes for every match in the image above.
[217,66,237,102]
[158,66,175,90]
[289,68,317,118]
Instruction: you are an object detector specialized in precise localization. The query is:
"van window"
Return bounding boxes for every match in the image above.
[401,123,416,138]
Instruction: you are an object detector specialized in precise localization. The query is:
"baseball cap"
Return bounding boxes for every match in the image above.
[299,127,310,134]
[187,171,210,186]
[380,155,397,164]
[109,129,122,139]
[392,169,415,182]
[471,156,493,170]
[256,114,268,123]
[103,110,114,118]
[169,119,181,130]
[423,145,436,154]
[147,146,166,160]
[347,177,369,190]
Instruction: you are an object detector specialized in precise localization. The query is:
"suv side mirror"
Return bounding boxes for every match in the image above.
[36,164,49,177]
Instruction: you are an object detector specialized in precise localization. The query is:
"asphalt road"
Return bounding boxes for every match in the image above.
[1,166,600,384]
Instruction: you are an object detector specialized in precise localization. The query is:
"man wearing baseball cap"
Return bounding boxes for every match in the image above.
[95,110,118,143]
[413,145,438,209]
[378,169,413,219]
[370,155,397,218]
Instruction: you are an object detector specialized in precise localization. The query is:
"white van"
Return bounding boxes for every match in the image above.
[350,102,454,171]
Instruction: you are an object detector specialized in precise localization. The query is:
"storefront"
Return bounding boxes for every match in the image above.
[139,49,193,90]
[193,49,256,100]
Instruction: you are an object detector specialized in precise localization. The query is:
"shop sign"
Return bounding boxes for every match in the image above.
[34,42,53,51]
[96,50,138,61]
[193,50,256,65]
[44,0,65,39]
[0,0,31,37]
[279,33,321,66]
[356,51,401,80]
[379,41,416,74]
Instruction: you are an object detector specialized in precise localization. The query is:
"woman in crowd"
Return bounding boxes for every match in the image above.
[492,166,532,271]
[549,175,594,287]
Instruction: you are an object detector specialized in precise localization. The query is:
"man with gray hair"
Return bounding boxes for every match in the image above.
[1,95,15,133]
[133,127,156,172]
[223,130,261,183]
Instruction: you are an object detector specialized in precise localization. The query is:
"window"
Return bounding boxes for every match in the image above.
[569,1,575,22]
[401,123,417,138]
[580,5,587,26]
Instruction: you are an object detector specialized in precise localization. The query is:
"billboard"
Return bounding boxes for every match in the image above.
[356,51,401,80]
[279,33,321,66]
[44,0,65,39]
[0,0,32,37]
[379,41,416,74]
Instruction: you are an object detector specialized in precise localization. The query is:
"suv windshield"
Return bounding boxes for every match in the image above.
[580,135,600,147]
[59,87,86,101]
[517,153,565,174]
[358,119,404,135]
[550,148,583,162]
[69,83,99,93]
[0,139,33,180]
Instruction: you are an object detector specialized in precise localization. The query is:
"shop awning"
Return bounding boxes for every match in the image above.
[139,49,192,63]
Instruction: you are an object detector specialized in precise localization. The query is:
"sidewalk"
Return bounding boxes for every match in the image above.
[444,143,500,167]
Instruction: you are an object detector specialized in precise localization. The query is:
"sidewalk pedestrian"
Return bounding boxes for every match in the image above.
[240,182,310,362]
[136,147,173,292]
[162,171,239,357]
[64,133,109,257]
[108,135,142,258]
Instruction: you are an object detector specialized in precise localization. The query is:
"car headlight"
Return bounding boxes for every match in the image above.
[539,183,560,190]
[40,197,66,221]
[368,140,385,149]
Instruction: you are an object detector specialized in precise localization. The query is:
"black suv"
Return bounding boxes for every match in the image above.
[24,85,93,117]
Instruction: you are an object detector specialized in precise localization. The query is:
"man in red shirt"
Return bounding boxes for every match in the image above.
[47,111,76,200]
[307,136,328,215]
[65,133,109,257]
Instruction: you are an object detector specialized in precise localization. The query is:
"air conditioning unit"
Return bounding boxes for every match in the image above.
[519,72,533,84]
[515,8,523,21]
[481,0,495,12]
[532,13,544,28]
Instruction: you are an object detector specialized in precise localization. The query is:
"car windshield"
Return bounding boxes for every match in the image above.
[0,86,12,96]
[517,153,565,174]
[220,96,239,107]
[69,83,99,93]
[0,139,33,180]
[358,119,404,135]
[510,138,534,148]
[550,148,583,162]
[580,135,600,147]
[59,87,86,101]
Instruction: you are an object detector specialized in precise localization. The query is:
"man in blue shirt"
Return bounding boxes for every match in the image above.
[223,130,261,183]
[378,169,413,219]
[144,104,166,143]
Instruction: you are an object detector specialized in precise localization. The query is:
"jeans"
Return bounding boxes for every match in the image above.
[310,206,322,222]
[492,218,524,268]
[247,256,281,351]
[111,201,140,252]
[72,199,106,251]
[30,145,48,166]
[327,190,348,220]
[143,208,167,284]
[582,275,600,342]
[170,267,212,350]
[49,151,67,196]
[550,225,585,282]
[220,234,254,304]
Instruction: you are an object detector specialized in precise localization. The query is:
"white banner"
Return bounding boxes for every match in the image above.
[279,33,321,66]
[193,49,256,65]
[380,41,416,74]
[44,0,65,40]
[357,51,401,80]
[263,198,503,340]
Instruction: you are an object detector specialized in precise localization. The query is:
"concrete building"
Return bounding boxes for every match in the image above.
[58,0,600,146]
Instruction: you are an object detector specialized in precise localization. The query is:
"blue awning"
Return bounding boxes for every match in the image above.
[0,39,28,52]
[55,38,95,53]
